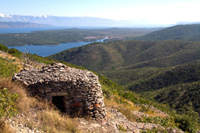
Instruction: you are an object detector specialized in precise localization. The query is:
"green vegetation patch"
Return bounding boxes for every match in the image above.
[0,57,19,77]
[0,88,19,126]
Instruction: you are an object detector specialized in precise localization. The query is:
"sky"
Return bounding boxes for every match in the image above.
[1,0,200,25]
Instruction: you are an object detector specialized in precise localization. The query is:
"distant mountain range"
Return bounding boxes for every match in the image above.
[0,22,47,28]
[0,14,169,27]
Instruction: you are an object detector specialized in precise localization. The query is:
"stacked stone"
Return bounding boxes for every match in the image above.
[12,63,106,120]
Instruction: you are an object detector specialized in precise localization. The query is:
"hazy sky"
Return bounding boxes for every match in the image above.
[1,0,200,24]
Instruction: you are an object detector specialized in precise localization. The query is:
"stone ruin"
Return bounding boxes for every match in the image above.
[12,63,106,119]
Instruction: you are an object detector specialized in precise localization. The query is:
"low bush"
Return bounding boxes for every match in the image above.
[175,109,199,133]
[0,88,18,128]
[137,116,175,128]
[0,44,9,52]
[8,48,22,58]
[0,58,19,77]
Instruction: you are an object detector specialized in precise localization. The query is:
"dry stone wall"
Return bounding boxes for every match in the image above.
[12,63,106,119]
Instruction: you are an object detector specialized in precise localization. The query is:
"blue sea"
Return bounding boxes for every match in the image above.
[0,26,111,33]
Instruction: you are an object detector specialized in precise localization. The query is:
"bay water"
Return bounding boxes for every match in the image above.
[8,39,104,57]
[0,27,105,57]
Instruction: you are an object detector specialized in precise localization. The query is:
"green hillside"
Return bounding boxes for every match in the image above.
[142,81,200,115]
[134,24,200,41]
[50,40,200,119]
[50,40,200,71]
[129,63,200,92]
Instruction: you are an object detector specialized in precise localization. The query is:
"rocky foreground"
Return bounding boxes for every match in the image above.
[9,63,184,133]
[6,107,184,133]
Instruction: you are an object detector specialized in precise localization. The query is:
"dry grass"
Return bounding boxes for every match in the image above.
[104,96,167,122]
[0,51,18,61]
[0,123,16,133]
[0,77,80,133]
[39,109,79,133]
[0,51,44,72]
[146,110,168,118]
[0,51,23,70]
[104,97,140,122]
[104,96,140,110]
[0,51,79,132]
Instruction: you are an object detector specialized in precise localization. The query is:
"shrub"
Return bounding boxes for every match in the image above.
[137,116,175,128]
[0,58,19,77]
[0,88,18,127]
[117,124,127,132]
[175,110,199,133]
[0,44,9,52]
[8,48,22,58]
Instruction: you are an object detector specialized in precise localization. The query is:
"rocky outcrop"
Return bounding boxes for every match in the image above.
[78,108,184,133]
[12,63,106,119]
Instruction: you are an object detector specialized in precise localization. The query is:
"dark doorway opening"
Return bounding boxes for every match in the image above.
[52,96,65,113]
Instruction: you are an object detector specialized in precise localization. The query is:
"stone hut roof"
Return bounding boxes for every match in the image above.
[14,63,99,86]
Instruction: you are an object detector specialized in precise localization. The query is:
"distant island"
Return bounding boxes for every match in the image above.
[0,22,48,28]
[0,28,158,46]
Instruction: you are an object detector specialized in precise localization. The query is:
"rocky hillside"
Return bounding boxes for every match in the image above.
[0,44,192,132]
